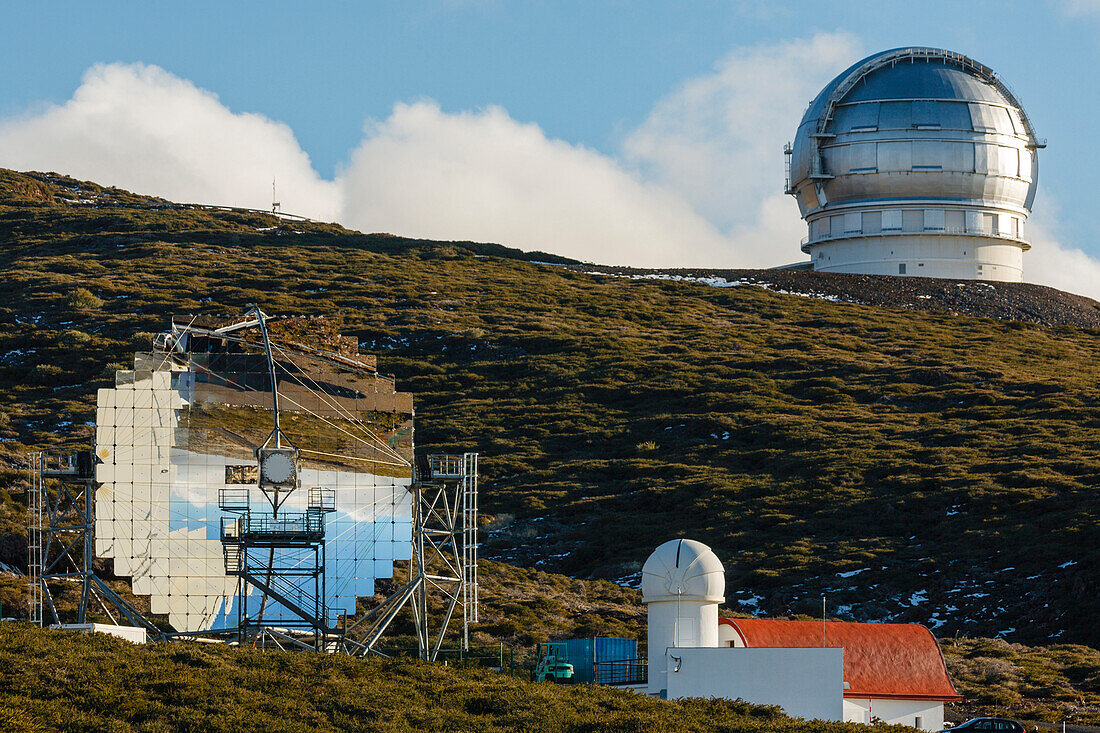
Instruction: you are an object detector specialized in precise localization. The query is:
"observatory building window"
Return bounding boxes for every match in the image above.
[847,143,877,173]
[969,102,1013,133]
[912,100,940,129]
[862,211,882,234]
[882,210,903,232]
[965,210,983,233]
[879,101,912,129]
[878,142,912,172]
[938,101,973,130]
[946,142,976,172]
[844,212,861,233]
[840,101,879,132]
[976,144,1021,176]
[912,141,943,171]
[899,263,907,274]
[924,209,945,231]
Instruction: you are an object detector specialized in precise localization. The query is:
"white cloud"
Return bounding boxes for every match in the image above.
[338,101,730,266]
[338,32,865,269]
[623,32,863,265]
[0,63,338,221]
[1024,198,1100,299]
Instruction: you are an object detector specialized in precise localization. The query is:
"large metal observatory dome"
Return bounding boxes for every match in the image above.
[786,47,1044,281]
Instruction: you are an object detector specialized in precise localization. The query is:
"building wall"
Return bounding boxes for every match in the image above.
[647,600,719,696]
[843,697,944,731]
[809,235,1023,281]
[664,647,844,722]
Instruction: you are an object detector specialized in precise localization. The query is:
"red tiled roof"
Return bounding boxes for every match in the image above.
[719,618,961,701]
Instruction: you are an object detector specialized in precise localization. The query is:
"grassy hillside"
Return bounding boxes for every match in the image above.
[0,624,890,733]
[944,637,1100,725]
[1,168,1098,655]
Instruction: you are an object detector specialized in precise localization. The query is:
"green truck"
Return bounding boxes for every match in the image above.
[533,642,575,683]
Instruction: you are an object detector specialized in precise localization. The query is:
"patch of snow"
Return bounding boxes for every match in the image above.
[585,271,857,303]
[736,592,764,609]
[836,568,868,579]
[1059,561,1077,569]
[832,603,853,618]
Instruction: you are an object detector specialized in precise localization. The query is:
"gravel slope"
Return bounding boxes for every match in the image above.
[574,266,1100,330]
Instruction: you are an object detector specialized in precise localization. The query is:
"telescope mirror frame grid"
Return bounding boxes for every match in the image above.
[29,309,479,659]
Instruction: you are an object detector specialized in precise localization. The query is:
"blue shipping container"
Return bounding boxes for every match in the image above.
[560,637,639,684]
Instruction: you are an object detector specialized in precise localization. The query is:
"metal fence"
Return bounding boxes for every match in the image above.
[592,658,648,686]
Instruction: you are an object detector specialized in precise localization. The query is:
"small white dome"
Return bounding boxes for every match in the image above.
[641,538,725,604]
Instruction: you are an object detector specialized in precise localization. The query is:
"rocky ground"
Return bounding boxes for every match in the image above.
[572,265,1100,330]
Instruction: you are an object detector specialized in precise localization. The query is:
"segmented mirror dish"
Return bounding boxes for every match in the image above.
[93,316,414,632]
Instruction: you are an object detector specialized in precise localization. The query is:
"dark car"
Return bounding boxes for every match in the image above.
[939,719,1025,732]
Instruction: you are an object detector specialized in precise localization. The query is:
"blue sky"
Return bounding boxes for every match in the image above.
[2,1,1097,293]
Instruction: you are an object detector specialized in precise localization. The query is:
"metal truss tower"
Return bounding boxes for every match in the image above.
[219,487,335,650]
[27,451,160,636]
[341,453,479,660]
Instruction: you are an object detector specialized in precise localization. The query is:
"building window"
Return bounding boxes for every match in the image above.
[899,264,906,274]
[882,210,903,231]
[924,209,945,231]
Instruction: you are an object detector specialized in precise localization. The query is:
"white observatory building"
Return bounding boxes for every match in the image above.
[641,539,961,730]
[786,47,1044,281]
[641,538,725,692]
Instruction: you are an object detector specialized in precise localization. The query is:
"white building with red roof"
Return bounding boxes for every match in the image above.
[641,539,961,731]
[719,618,962,729]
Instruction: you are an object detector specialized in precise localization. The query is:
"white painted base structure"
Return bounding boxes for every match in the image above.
[843,698,944,731]
[53,623,148,643]
[646,600,719,695]
[808,234,1023,282]
[665,648,844,722]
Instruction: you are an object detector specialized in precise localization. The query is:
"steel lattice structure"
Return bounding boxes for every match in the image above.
[26,310,479,659]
